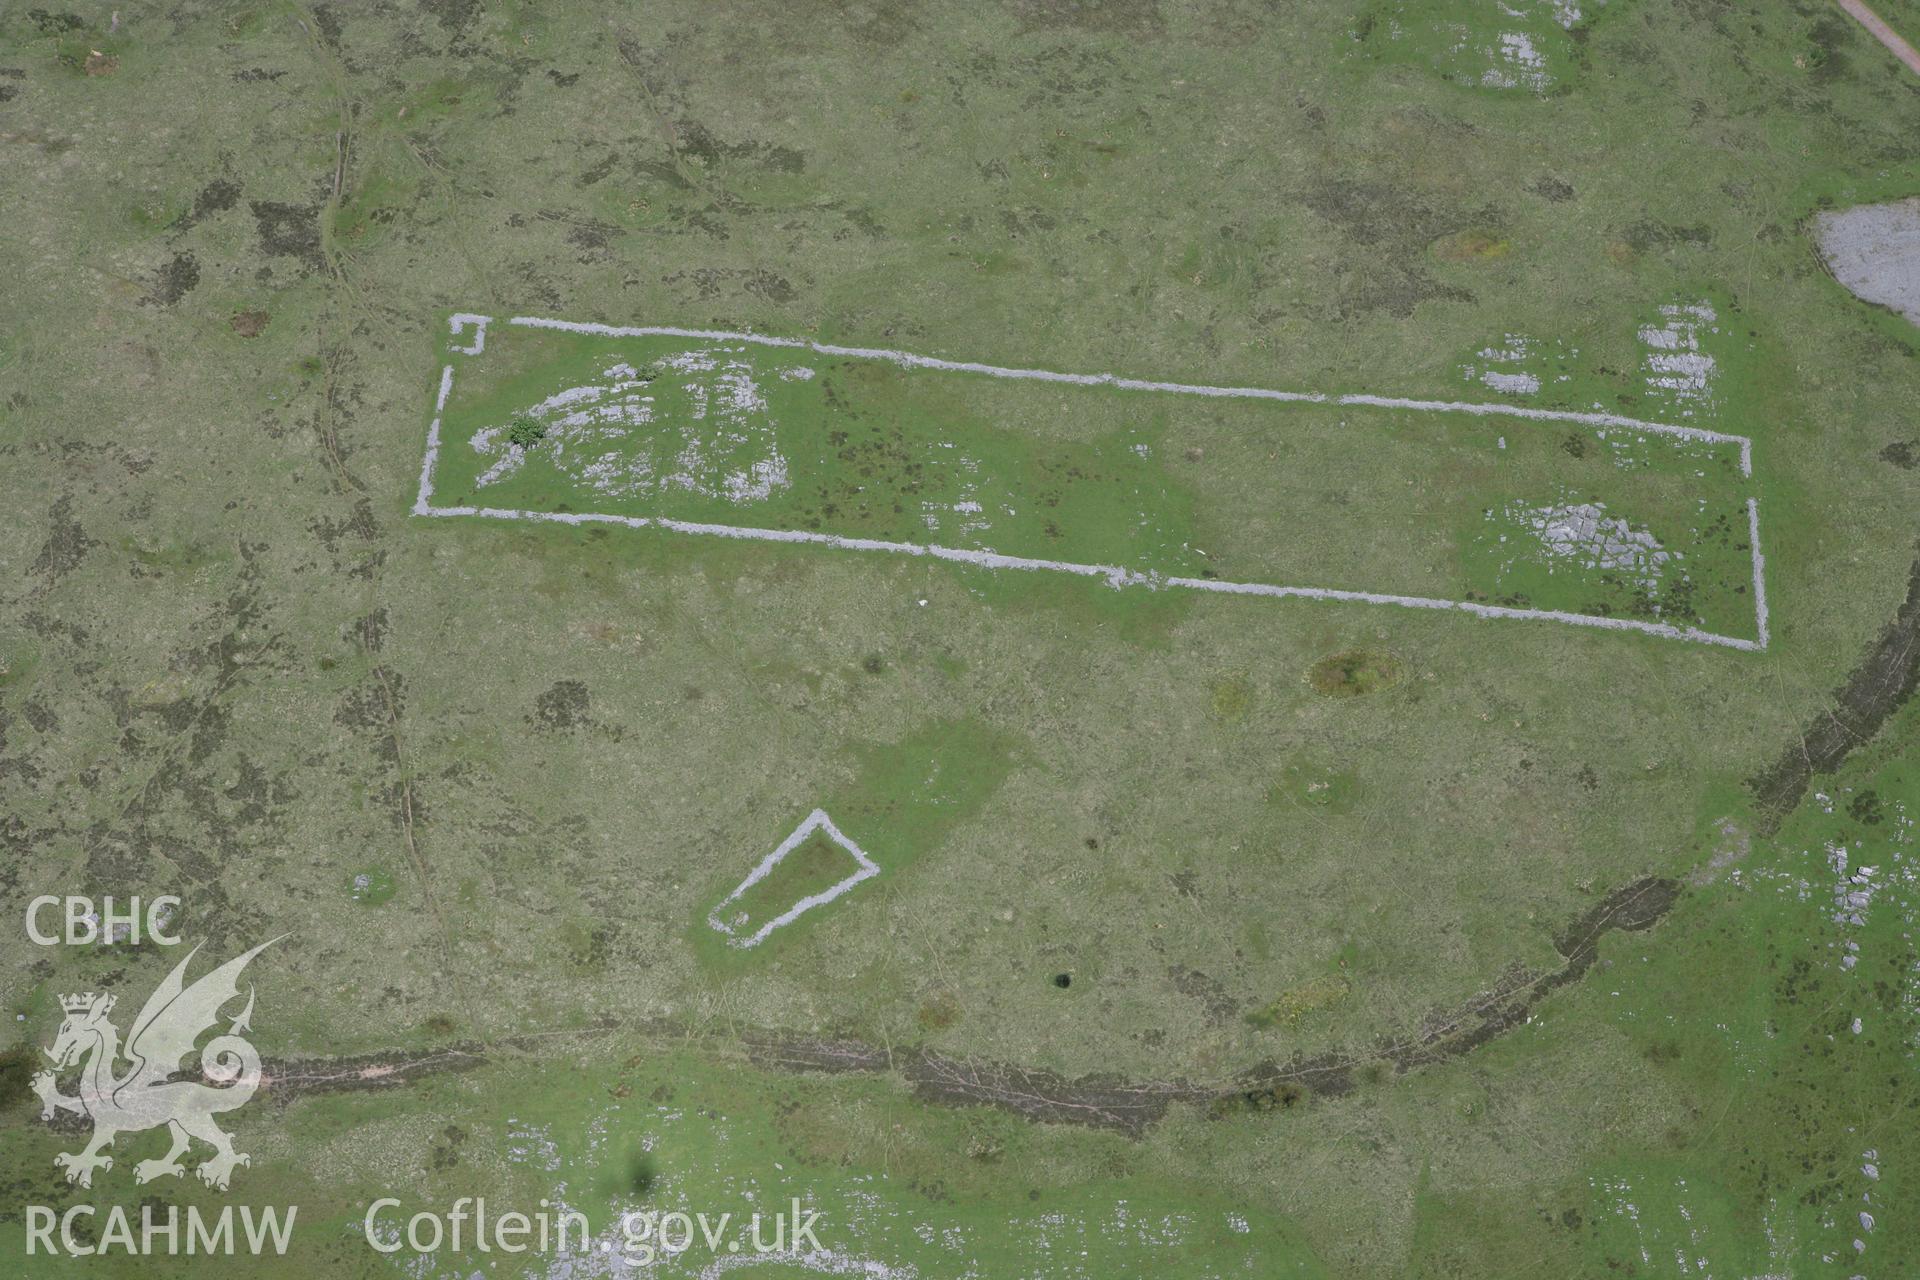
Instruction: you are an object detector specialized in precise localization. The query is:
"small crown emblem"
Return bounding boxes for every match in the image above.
[60,993,97,1013]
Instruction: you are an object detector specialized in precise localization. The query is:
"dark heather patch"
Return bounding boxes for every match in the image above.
[1849,790,1884,826]
[1297,179,1483,317]
[28,11,86,35]
[565,220,620,251]
[0,1044,36,1108]
[176,178,241,231]
[577,153,618,186]
[334,669,402,734]
[1169,965,1239,1023]
[748,270,798,303]
[1301,180,1505,254]
[1531,175,1575,202]
[672,119,807,174]
[351,607,388,653]
[422,0,481,35]
[532,680,590,730]
[310,4,344,48]
[1808,14,1854,84]
[843,206,887,238]
[661,267,798,304]
[1622,218,1713,252]
[249,200,325,271]
[147,253,200,306]
[31,496,95,582]
[1749,550,1920,832]
[1881,440,1916,470]
[310,498,379,552]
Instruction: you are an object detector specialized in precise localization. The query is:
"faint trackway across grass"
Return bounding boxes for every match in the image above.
[1839,0,1920,76]
[221,877,1678,1136]
[609,20,796,325]
[288,2,476,1029]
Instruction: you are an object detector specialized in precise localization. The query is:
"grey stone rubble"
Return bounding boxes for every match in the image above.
[1814,198,1920,327]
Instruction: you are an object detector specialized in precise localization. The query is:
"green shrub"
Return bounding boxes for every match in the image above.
[506,414,548,449]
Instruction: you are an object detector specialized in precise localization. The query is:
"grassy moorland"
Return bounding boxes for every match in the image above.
[1,0,1917,1274]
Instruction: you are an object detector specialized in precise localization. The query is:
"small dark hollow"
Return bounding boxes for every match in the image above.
[1052,973,1072,989]
[861,654,885,674]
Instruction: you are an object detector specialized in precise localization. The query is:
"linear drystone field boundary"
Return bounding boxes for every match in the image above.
[414,313,1771,652]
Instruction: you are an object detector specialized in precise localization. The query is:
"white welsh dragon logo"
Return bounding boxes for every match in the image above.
[32,938,281,1191]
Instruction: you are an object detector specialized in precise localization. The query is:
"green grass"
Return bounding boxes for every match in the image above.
[693,717,1017,968]
[0,0,1917,1274]
[0,1037,1336,1277]
[436,324,1761,634]
[435,328,1207,577]
[712,828,858,941]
